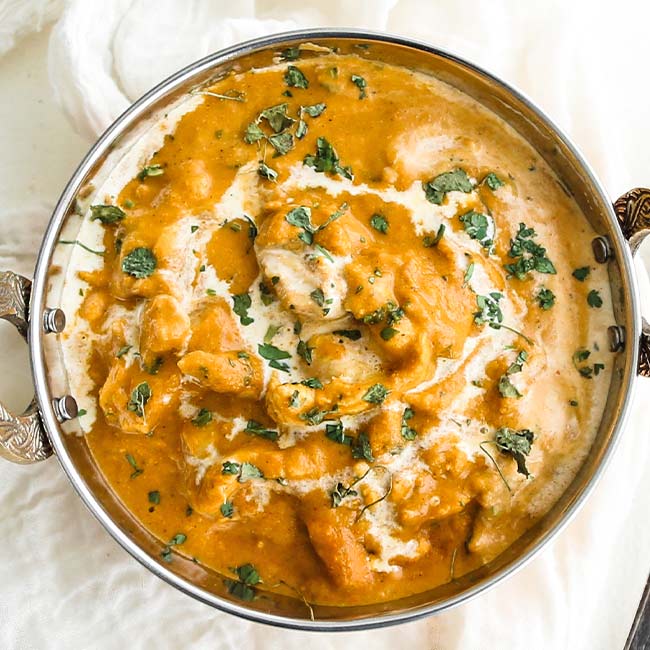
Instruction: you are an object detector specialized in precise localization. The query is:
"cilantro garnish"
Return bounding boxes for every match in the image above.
[258,343,291,372]
[224,564,262,601]
[401,407,417,440]
[90,204,125,224]
[301,377,323,389]
[220,501,234,518]
[221,461,265,483]
[244,420,278,441]
[160,532,186,563]
[474,293,533,345]
[257,161,278,182]
[300,405,338,426]
[125,453,143,479]
[572,266,590,281]
[494,427,534,477]
[504,222,556,280]
[268,132,294,156]
[191,408,212,427]
[362,383,389,404]
[483,172,504,190]
[587,289,603,308]
[333,329,362,341]
[422,169,473,205]
[232,293,254,326]
[370,213,389,234]
[459,210,494,251]
[297,340,313,365]
[325,421,352,445]
[536,287,556,310]
[350,74,367,99]
[137,164,164,181]
[304,137,353,180]
[127,382,151,417]
[351,431,374,462]
[423,224,446,247]
[122,247,157,278]
[284,65,309,89]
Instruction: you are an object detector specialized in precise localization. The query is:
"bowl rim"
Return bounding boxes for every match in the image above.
[28,27,641,631]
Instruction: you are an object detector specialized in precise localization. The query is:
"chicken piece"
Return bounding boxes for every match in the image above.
[264,378,318,427]
[257,247,347,321]
[343,253,398,321]
[178,350,263,398]
[312,212,372,257]
[110,219,197,301]
[98,360,180,434]
[187,299,245,354]
[395,443,479,528]
[308,332,382,383]
[301,502,374,589]
[365,407,404,457]
[186,438,342,517]
[255,207,349,322]
[396,256,474,359]
[140,294,191,356]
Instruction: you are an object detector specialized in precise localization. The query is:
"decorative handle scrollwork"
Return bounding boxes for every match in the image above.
[0,271,53,463]
[614,189,650,378]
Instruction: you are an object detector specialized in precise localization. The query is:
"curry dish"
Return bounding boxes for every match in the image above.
[60,48,614,607]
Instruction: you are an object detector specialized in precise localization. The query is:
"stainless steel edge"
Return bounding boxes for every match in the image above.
[27,28,642,630]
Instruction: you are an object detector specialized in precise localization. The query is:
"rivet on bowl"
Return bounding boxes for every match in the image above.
[607,325,626,352]
[43,308,66,334]
[592,236,612,263]
[52,395,78,422]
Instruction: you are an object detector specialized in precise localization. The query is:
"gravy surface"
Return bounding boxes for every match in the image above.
[60,51,614,607]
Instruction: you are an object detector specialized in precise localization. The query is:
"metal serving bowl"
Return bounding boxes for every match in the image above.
[1,29,649,631]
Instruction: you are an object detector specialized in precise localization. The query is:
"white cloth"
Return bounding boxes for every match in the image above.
[1,1,650,648]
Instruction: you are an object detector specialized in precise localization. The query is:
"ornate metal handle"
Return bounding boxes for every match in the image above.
[614,188,650,378]
[0,271,52,463]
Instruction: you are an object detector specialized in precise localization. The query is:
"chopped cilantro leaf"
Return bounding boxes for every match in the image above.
[90,204,125,224]
[122,247,157,278]
[350,74,367,99]
[572,266,590,281]
[351,432,374,462]
[192,408,212,427]
[423,224,446,247]
[362,383,389,404]
[284,65,309,88]
[244,420,278,441]
[232,293,254,326]
[494,427,534,477]
[333,329,362,341]
[483,172,504,190]
[587,289,603,308]
[127,382,151,418]
[304,137,353,180]
[401,407,417,440]
[125,453,143,479]
[537,287,556,310]
[423,169,473,205]
[258,161,278,181]
[370,213,389,234]
[137,164,164,181]
[301,377,323,389]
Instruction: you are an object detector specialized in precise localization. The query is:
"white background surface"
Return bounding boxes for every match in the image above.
[1,2,650,649]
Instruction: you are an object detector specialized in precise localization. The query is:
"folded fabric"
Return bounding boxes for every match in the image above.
[1,1,649,649]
